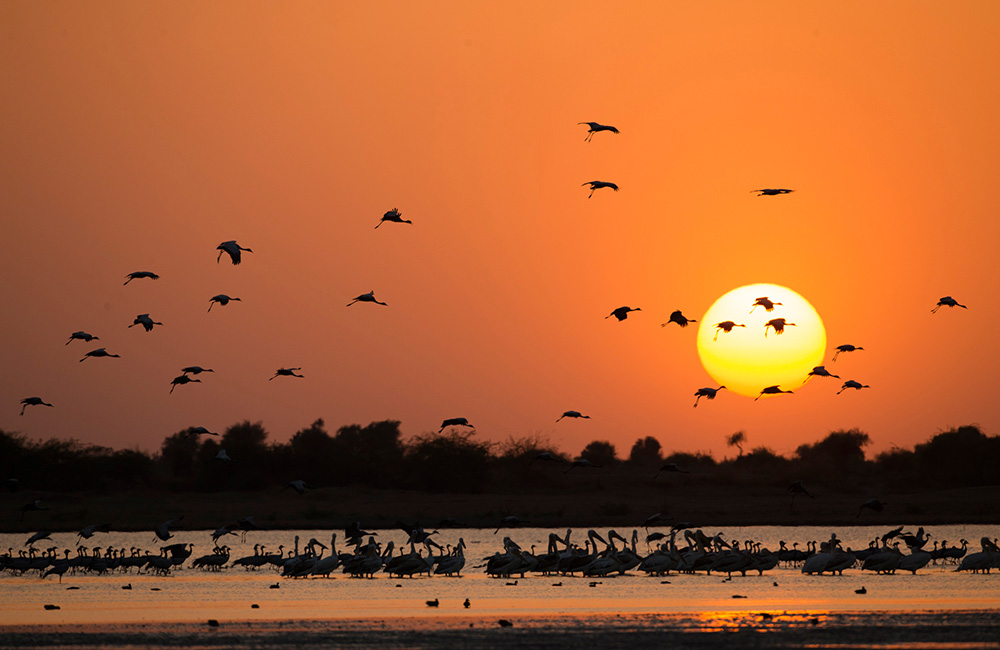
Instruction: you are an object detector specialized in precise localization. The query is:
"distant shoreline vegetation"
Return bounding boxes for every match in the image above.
[2,422,999,531]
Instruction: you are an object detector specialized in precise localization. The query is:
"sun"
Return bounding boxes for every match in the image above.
[696,283,826,398]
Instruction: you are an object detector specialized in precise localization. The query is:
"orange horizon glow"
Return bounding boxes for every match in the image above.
[2,1,999,460]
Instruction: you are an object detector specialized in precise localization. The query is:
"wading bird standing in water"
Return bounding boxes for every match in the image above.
[216,240,253,265]
[764,318,796,337]
[129,314,163,332]
[582,181,619,198]
[693,386,725,407]
[347,291,387,306]
[578,122,620,142]
[755,385,793,401]
[713,321,746,341]
[662,310,697,328]
[79,347,120,362]
[606,306,641,321]
[208,294,241,311]
[20,397,53,415]
[750,297,782,313]
[751,188,794,196]
[931,296,967,313]
[832,344,863,361]
[270,367,304,380]
[375,208,412,228]
[838,380,870,394]
[124,271,160,285]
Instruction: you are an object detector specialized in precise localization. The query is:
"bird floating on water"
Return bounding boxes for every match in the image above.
[20,397,53,416]
[582,180,619,198]
[124,271,160,285]
[347,290,387,306]
[216,240,253,265]
[375,208,411,228]
[713,321,746,341]
[578,122,620,142]
[931,296,967,313]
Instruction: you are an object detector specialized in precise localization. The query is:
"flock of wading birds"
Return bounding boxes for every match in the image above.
[4,520,1000,588]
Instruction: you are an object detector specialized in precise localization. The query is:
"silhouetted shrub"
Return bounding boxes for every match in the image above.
[628,436,663,466]
[914,425,1000,486]
[795,428,871,478]
[404,429,491,492]
[579,440,618,466]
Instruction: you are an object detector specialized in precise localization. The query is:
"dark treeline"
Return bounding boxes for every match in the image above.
[1,420,999,495]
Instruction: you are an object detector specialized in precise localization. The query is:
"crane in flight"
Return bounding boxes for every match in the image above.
[129,314,163,332]
[270,367,304,380]
[713,321,746,341]
[375,208,412,228]
[750,297,782,313]
[557,410,590,421]
[66,331,99,345]
[755,385,793,401]
[662,310,697,328]
[80,347,120,362]
[807,366,839,380]
[837,380,870,394]
[124,271,160,285]
[693,386,725,407]
[347,290,387,306]
[170,375,201,394]
[606,306,641,321]
[582,181,619,198]
[216,240,253,265]
[440,417,474,431]
[19,397,53,415]
[208,294,241,311]
[751,188,794,196]
[832,344,863,361]
[764,318,795,337]
[182,366,214,375]
[931,296,967,313]
[578,122,620,142]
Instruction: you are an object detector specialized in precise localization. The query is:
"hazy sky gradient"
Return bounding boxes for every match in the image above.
[3,1,998,458]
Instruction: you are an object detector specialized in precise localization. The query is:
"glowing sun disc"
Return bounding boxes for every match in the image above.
[696,283,826,398]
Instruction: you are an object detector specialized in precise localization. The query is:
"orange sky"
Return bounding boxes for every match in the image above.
[3,1,998,459]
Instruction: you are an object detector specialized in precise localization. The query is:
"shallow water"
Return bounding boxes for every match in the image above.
[1,525,997,630]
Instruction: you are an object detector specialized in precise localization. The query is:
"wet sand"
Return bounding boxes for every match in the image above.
[3,611,1000,649]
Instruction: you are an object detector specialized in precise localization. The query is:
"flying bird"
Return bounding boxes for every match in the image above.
[19,499,48,520]
[557,410,590,421]
[582,181,619,198]
[662,310,697,328]
[154,517,183,542]
[375,208,412,228]
[20,397,53,416]
[693,386,725,407]
[208,294,241,311]
[215,449,232,462]
[129,313,163,332]
[764,318,796,337]
[807,366,840,380]
[66,331,99,345]
[270,367,304,380]
[578,121,620,142]
[79,347,120,362]
[347,290,387,306]
[931,296,967,313]
[531,451,564,465]
[750,297,782,314]
[606,306,641,321]
[832,344,864,361]
[216,240,253,265]
[787,480,815,499]
[565,458,601,473]
[755,385,793,401]
[124,271,160,285]
[181,366,214,375]
[654,463,689,479]
[837,380,870,394]
[751,188,794,196]
[169,375,201,394]
[713,321,746,341]
[185,427,218,438]
[857,498,885,517]
[440,417,474,431]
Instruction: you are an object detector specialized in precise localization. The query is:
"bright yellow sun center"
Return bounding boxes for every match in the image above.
[696,283,826,398]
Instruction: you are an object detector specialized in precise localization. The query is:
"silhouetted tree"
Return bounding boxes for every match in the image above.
[332,420,404,487]
[404,429,491,492]
[726,431,747,457]
[160,430,201,477]
[628,436,662,465]
[287,419,336,486]
[795,428,871,477]
[913,425,1000,486]
[580,440,618,466]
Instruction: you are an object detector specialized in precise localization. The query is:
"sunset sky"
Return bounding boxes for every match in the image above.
[3,1,998,459]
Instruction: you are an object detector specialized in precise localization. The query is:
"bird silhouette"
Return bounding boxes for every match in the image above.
[931,296,967,313]
[129,314,163,332]
[855,586,867,594]
[375,208,412,228]
[693,386,725,407]
[787,480,814,499]
[154,517,183,542]
[807,366,840,380]
[832,344,864,361]
[19,499,48,520]
[755,385,793,401]
[215,449,232,462]
[181,366,214,375]
[654,463,689,479]
[662,310,697,328]
[426,598,439,607]
[208,294,241,312]
[578,122,620,142]
[185,427,218,437]
[531,451,564,465]
[123,271,160,285]
[857,498,885,517]
[565,458,601,473]
[66,331,99,345]
[582,181,619,198]
[20,397,53,416]
[270,367,304,380]
[764,318,796,337]
[606,306,641,321]
[713,321,746,341]
[347,290,387,306]
[751,188,794,196]
[463,598,470,609]
[216,240,253,265]
[557,410,590,421]
[79,347,120,362]
[837,380,870,394]
[169,375,201,394]
[439,417,474,431]
[750,297,782,314]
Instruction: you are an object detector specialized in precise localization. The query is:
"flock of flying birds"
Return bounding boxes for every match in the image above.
[16,122,971,452]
